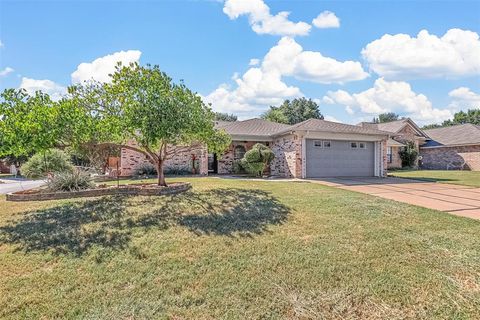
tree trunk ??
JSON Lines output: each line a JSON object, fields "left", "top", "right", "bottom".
{"left": 157, "top": 160, "right": 167, "bottom": 187}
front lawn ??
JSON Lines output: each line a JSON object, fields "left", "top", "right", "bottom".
{"left": 1, "top": 178, "right": 479, "bottom": 319}
{"left": 390, "top": 170, "right": 480, "bottom": 188}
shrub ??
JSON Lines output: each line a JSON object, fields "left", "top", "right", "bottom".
{"left": 164, "top": 165, "right": 191, "bottom": 176}
{"left": 21, "top": 149, "right": 74, "bottom": 179}
{"left": 240, "top": 143, "right": 275, "bottom": 177}
{"left": 133, "top": 162, "right": 157, "bottom": 176}
{"left": 399, "top": 141, "right": 418, "bottom": 167}
{"left": 233, "top": 160, "right": 245, "bottom": 174}
{"left": 47, "top": 170, "right": 95, "bottom": 192}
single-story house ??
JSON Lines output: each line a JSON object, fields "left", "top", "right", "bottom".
{"left": 358, "top": 118, "right": 480, "bottom": 171}
{"left": 120, "top": 118, "right": 391, "bottom": 178}
{"left": 421, "top": 124, "right": 480, "bottom": 170}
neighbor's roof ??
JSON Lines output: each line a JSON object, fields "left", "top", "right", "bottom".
{"left": 215, "top": 118, "right": 291, "bottom": 137}
{"left": 275, "top": 118, "right": 391, "bottom": 136}
{"left": 422, "top": 124, "right": 480, "bottom": 147}
{"left": 358, "top": 118, "right": 428, "bottom": 138}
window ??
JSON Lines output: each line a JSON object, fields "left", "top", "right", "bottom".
{"left": 314, "top": 140, "right": 323, "bottom": 147}
{"left": 387, "top": 147, "right": 393, "bottom": 163}
{"left": 359, "top": 142, "right": 366, "bottom": 149}
{"left": 234, "top": 145, "right": 246, "bottom": 160}
{"left": 323, "top": 141, "right": 331, "bottom": 148}
{"left": 350, "top": 142, "right": 358, "bottom": 149}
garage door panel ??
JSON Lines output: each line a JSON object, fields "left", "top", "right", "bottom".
{"left": 306, "top": 140, "right": 374, "bottom": 177}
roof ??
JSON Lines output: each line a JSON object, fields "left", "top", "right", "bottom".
{"left": 276, "top": 118, "right": 391, "bottom": 136}
{"left": 422, "top": 124, "right": 480, "bottom": 147}
{"left": 387, "top": 138, "right": 405, "bottom": 147}
{"left": 358, "top": 118, "right": 428, "bottom": 138}
{"left": 215, "top": 118, "right": 291, "bottom": 138}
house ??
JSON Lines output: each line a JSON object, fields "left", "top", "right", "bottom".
{"left": 357, "top": 118, "right": 429, "bottom": 169}
{"left": 358, "top": 119, "right": 480, "bottom": 171}
{"left": 421, "top": 124, "right": 480, "bottom": 170}
{"left": 120, "top": 118, "right": 391, "bottom": 178}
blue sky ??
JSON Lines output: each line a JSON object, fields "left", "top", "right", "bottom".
{"left": 1, "top": 0, "right": 479, "bottom": 125}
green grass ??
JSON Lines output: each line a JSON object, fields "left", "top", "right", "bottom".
{"left": 1, "top": 177, "right": 479, "bottom": 319}
{"left": 390, "top": 170, "right": 480, "bottom": 188}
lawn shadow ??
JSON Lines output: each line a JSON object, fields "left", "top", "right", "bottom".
{"left": 0, "top": 188, "right": 290, "bottom": 256}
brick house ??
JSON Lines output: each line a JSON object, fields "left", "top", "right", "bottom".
{"left": 120, "top": 118, "right": 390, "bottom": 178}
{"left": 358, "top": 119, "right": 480, "bottom": 171}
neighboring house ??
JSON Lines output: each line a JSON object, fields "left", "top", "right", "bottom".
{"left": 421, "top": 124, "right": 480, "bottom": 170}
{"left": 358, "top": 119, "right": 480, "bottom": 171}
{"left": 120, "top": 118, "right": 390, "bottom": 178}
{"left": 358, "top": 118, "right": 429, "bottom": 169}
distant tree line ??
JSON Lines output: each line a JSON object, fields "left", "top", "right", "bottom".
{"left": 422, "top": 109, "right": 480, "bottom": 129}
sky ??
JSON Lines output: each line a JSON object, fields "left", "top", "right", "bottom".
{"left": 0, "top": 0, "right": 479, "bottom": 125}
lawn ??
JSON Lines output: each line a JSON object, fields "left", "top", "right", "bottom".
{"left": 390, "top": 170, "right": 480, "bottom": 188}
{"left": 1, "top": 177, "right": 479, "bottom": 319}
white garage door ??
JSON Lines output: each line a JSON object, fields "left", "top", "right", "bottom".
{"left": 305, "top": 139, "right": 375, "bottom": 178}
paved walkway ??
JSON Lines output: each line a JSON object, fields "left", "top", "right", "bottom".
{"left": 0, "top": 178, "right": 46, "bottom": 195}
{"left": 310, "top": 177, "right": 480, "bottom": 220}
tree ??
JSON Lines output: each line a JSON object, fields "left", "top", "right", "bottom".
{"left": 70, "top": 63, "right": 231, "bottom": 186}
{"left": 378, "top": 112, "right": 400, "bottom": 123}
{"left": 261, "top": 98, "right": 324, "bottom": 124}
{"left": 399, "top": 141, "right": 418, "bottom": 168}
{"left": 215, "top": 112, "right": 237, "bottom": 122}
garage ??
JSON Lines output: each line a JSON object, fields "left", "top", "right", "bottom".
{"left": 305, "top": 139, "right": 375, "bottom": 178}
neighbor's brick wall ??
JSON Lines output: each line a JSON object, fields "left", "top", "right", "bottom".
{"left": 271, "top": 134, "right": 302, "bottom": 178}
{"left": 120, "top": 142, "right": 208, "bottom": 176}
{"left": 420, "top": 145, "right": 480, "bottom": 171}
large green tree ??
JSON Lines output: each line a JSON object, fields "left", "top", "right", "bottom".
{"left": 69, "top": 63, "right": 231, "bottom": 186}
{"left": 261, "top": 98, "right": 324, "bottom": 124}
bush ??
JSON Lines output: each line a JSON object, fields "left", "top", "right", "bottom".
{"left": 399, "top": 141, "right": 418, "bottom": 168}
{"left": 240, "top": 143, "right": 275, "bottom": 177}
{"left": 164, "top": 165, "right": 191, "bottom": 175}
{"left": 21, "top": 149, "right": 74, "bottom": 179}
{"left": 133, "top": 162, "right": 157, "bottom": 176}
{"left": 47, "top": 170, "right": 95, "bottom": 192}
{"left": 233, "top": 160, "right": 245, "bottom": 174}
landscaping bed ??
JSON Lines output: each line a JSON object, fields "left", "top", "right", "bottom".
{"left": 6, "top": 182, "right": 191, "bottom": 201}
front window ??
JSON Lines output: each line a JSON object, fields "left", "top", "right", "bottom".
{"left": 350, "top": 142, "right": 358, "bottom": 149}
{"left": 387, "top": 147, "right": 393, "bottom": 163}
{"left": 234, "top": 145, "right": 246, "bottom": 160}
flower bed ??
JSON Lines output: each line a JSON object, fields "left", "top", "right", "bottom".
{"left": 6, "top": 182, "right": 191, "bottom": 202}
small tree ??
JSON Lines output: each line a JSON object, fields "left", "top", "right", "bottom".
{"left": 378, "top": 112, "right": 400, "bottom": 123}
{"left": 215, "top": 112, "right": 237, "bottom": 122}
{"left": 262, "top": 98, "right": 324, "bottom": 125}
{"left": 240, "top": 143, "right": 275, "bottom": 177}
{"left": 399, "top": 141, "right": 418, "bottom": 168}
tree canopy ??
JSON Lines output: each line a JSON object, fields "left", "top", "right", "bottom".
{"left": 373, "top": 112, "right": 401, "bottom": 123}
{"left": 261, "top": 98, "right": 324, "bottom": 124}
{"left": 0, "top": 63, "right": 231, "bottom": 186}
{"left": 422, "top": 109, "right": 480, "bottom": 129}
{"left": 214, "top": 112, "right": 237, "bottom": 122}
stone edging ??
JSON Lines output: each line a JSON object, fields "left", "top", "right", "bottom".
{"left": 6, "top": 182, "right": 191, "bottom": 202}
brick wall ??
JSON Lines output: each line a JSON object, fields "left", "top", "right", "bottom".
{"left": 120, "top": 142, "right": 208, "bottom": 176}
{"left": 420, "top": 145, "right": 480, "bottom": 170}
{"left": 217, "top": 141, "right": 264, "bottom": 174}
{"left": 0, "top": 161, "right": 10, "bottom": 174}
{"left": 387, "top": 146, "right": 403, "bottom": 169}
{"left": 271, "top": 134, "right": 302, "bottom": 178}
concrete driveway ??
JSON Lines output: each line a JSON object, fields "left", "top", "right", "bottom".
{"left": 0, "top": 178, "right": 46, "bottom": 195}
{"left": 310, "top": 177, "right": 480, "bottom": 220}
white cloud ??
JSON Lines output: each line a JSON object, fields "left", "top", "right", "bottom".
{"left": 71, "top": 50, "right": 142, "bottom": 83}
{"left": 0, "top": 40, "right": 3, "bottom": 47}
{"left": 223, "top": 0, "right": 311, "bottom": 36}
{"left": 324, "top": 115, "right": 342, "bottom": 123}
{"left": 0, "top": 67, "right": 14, "bottom": 77}
{"left": 362, "top": 29, "right": 480, "bottom": 79}
{"left": 448, "top": 87, "right": 480, "bottom": 110}
{"left": 249, "top": 58, "right": 260, "bottom": 66}
{"left": 203, "top": 36, "right": 368, "bottom": 117}
{"left": 323, "top": 78, "right": 453, "bottom": 124}
{"left": 312, "top": 11, "right": 340, "bottom": 29}
{"left": 20, "top": 77, "right": 67, "bottom": 101}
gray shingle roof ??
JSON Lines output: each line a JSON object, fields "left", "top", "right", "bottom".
{"left": 215, "top": 118, "right": 291, "bottom": 137}
{"left": 423, "top": 124, "right": 480, "bottom": 147}
{"left": 276, "top": 118, "right": 391, "bottom": 136}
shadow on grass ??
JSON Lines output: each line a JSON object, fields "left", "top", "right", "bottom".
{"left": 0, "top": 189, "right": 290, "bottom": 256}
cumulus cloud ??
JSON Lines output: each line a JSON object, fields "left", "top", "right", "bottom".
{"left": 20, "top": 77, "right": 67, "bottom": 101}
{"left": 312, "top": 11, "right": 340, "bottom": 29}
{"left": 362, "top": 29, "right": 480, "bottom": 79}
{"left": 0, "top": 67, "right": 14, "bottom": 77}
{"left": 249, "top": 58, "right": 260, "bottom": 66}
{"left": 71, "top": 50, "right": 142, "bottom": 83}
{"left": 203, "top": 37, "right": 367, "bottom": 117}
{"left": 448, "top": 87, "right": 480, "bottom": 110}
{"left": 323, "top": 78, "right": 453, "bottom": 124}
{"left": 223, "top": 0, "right": 311, "bottom": 36}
